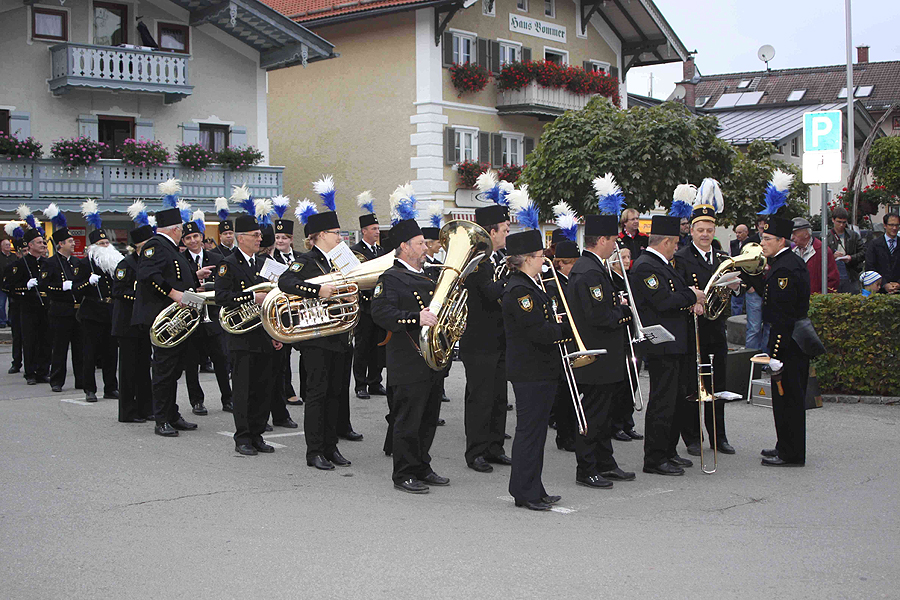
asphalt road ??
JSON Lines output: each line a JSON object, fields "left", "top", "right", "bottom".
{"left": 1, "top": 345, "right": 898, "bottom": 600}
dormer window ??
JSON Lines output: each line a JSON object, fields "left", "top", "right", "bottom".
{"left": 787, "top": 90, "right": 806, "bottom": 102}
{"left": 856, "top": 85, "right": 874, "bottom": 97}
{"left": 695, "top": 96, "right": 710, "bottom": 108}
{"left": 737, "top": 80, "right": 751, "bottom": 89}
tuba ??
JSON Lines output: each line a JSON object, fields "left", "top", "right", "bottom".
{"left": 218, "top": 282, "right": 278, "bottom": 334}
{"left": 150, "top": 290, "right": 217, "bottom": 348}
{"left": 420, "top": 220, "right": 493, "bottom": 371}
{"left": 260, "top": 252, "right": 396, "bottom": 344}
{"left": 702, "top": 242, "right": 766, "bottom": 320}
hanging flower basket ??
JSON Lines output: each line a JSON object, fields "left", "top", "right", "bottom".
{"left": 456, "top": 159, "right": 490, "bottom": 189}
{"left": 121, "top": 138, "right": 170, "bottom": 168}
{"left": 176, "top": 142, "right": 216, "bottom": 171}
{"left": 217, "top": 145, "right": 264, "bottom": 171}
{"left": 0, "top": 133, "right": 42, "bottom": 161}
{"left": 50, "top": 136, "right": 105, "bottom": 170}
{"left": 449, "top": 62, "right": 490, "bottom": 97}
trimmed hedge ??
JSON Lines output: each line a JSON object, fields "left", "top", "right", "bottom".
{"left": 809, "top": 294, "right": 900, "bottom": 395}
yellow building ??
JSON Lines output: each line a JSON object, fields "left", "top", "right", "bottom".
{"left": 264, "top": 0, "right": 689, "bottom": 231}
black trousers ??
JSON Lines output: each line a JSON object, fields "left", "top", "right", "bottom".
{"left": 81, "top": 319, "right": 118, "bottom": 395}
{"left": 553, "top": 373, "right": 577, "bottom": 444}
{"left": 773, "top": 342, "right": 809, "bottom": 464}
{"left": 49, "top": 314, "right": 82, "bottom": 388}
{"left": 352, "top": 311, "right": 384, "bottom": 390}
{"left": 681, "top": 343, "right": 728, "bottom": 446}
{"left": 150, "top": 340, "right": 188, "bottom": 426}
{"left": 282, "top": 344, "right": 296, "bottom": 399}
{"left": 336, "top": 349, "right": 354, "bottom": 435}
{"left": 269, "top": 345, "right": 290, "bottom": 423}
{"left": 391, "top": 373, "right": 443, "bottom": 483}
{"left": 462, "top": 351, "right": 508, "bottom": 464}
{"left": 574, "top": 383, "right": 619, "bottom": 477}
{"left": 509, "top": 380, "right": 556, "bottom": 504}
{"left": 231, "top": 349, "right": 274, "bottom": 446}
{"left": 643, "top": 354, "right": 695, "bottom": 468}
{"left": 117, "top": 335, "right": 152, "bottom": 421}
{"left": 9, "top": 302, "right": 22, "bottom": 369}
{"left": 302, "top": 346, "right": 346, "bottom": 459}
{"left": 184, "top": 331, "right": 231, "bottom": 407}
{"left": 610, "top": 358, "right": 638, "bottom": 432}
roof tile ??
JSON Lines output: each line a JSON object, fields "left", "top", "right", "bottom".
{"left": 260, "top": 0, "right": 431, "bottom": 22}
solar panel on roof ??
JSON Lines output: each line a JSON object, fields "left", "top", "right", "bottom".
{"left": 713, "top": 93, "right": 742, "bottom": 108}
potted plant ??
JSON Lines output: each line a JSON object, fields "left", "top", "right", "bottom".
{"left": 50, "top": 136, "right": 106, "bottom": 170}
{"left": 121, "top": 138, "right": 170, "bottom": 168}
{"left": 217, "top": 145, "right": 264, "bottom": 171}
{"left": 456, "top": 159, "right": 490, "bottom": 189}
{"left": 0, "top": 133, "right": 42, "bottom": 161}
{"left": 496, "top": 60, "right": 533, "bottom": 93}
{"left": 498, "top": 163, "right": 523, "bottom": 184}
{"left": 449, "top": 62, "right": 490, "bottom": 97}
{"left": 176, "top": 142, "right": 216, "bottom": 171}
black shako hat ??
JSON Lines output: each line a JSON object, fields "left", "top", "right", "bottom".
{"left": 691, "top": 206, "right": 717, "bottom": 224}
{"left": 650, "top": 215, "right": 681, "bottom": 237}
{"left": 421, "top": 227, "right": 440, "bottom": 241}
{"left": 23, "top": 228, "right": 43, "bottom": 244}
{"left": 475, "top": 205, "right": 509, "bottom": 229}
{"left": 182, "top": 221, "right": 202, "bottom": 237}
{"left": 391, "top": 219, "right": 422, "bottom": 245}
{"left": 763, "top": 216, "right": 794, "bottom": 239}
{"left": 304, "top": 212, "right": 339, "bottom": 238}
{"left": 219, "top": 220, "right": 234, "bottom": 233}
{"left": 274, "top": 219, "right": 294, "bottom": 235}
{"left": 130, "top": 225, "right": 153, "bottom": 244}
{"left": 554, "top": 240, "right": 580, "bottom": 258}
{"left": 584, "top": 215, "right": 618, "bottom": 237}
{"left": 260, "top": 225, "right": 275, "bottom": 248}
{"left": 551, "top": 228, "right": 567, "bottom": 245}
{"left": 52, "top": 228, "right": 72, "bottom": 244}
{"left": 234, "top": 214, "right": 260, "bottom": 233}
{"left": 88, "top": 229, "right": 108, "bottom": 244}
{"left": 156, "top": 208, "right": 182, "bottom": 228}
{"left": 506, "top": 229, "right": 544, "bottom": 256}
{"left": 359, "top": 213, "right": 378, "bottom": 229}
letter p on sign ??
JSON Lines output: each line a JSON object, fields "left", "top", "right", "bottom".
{"left": 803, "top": 110, "right": 842, "bottom": 153}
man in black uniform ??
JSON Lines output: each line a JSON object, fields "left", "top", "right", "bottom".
{"left": 371, "top": 218, "right": 449, "bottom": 494}
{"left": 461, "top": 205, "right": 512, "bottom": 473}
{"left": 674, "top": 204, "right": 735, "bottom": 456}
{"left": 9, "top": 228, "right": 51, "bottom": 384}
{"left": 743, "top": 216, "right": 812, "bottom": 467}
{"left": 267, "top": 216, "right": 299, "bottom": 427}
{"left": 350, "top": 211, "right": 387, "bottom": 400}
{"left": 216, "top": 218, "right": 236, "bottom": 256}
{"left": 567, "top": 216, "right": 637, "bottom": 488}
{"left": 113, "top": 223, "right": 154, "bottom": 423}
{"left": 272, "top": 218, "right": 304, "bottom": 407}
{"left": 133, "top": 207, "right": 199, "bottom": 437}
{"left": 1, "top": 237, "right": 26, "bottom": 374}
{"left": 548, "top": 239, "right": 579, "bottom": 451}
{"left": 631, "top": 216, "right": 706, "bottom": 476}
{"left": 41, "top": 226, "right": 84, "bottom": 392}
{"left": 216, "top": 214, "right": 281, "bottom": 455}
{"left": 78, "top": 228, "right": 120, "bottom": 402}
{"left": 421, "top": 223, "right": 450, "bottom": 418}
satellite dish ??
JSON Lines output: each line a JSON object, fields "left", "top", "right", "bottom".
{"left": 672, "top": 85, "right": 686, "bottom": 101}
{"left": 758, "top": 45, "right": 776, "bottom": 70}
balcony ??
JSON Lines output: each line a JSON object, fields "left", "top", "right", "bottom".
{"left": 496, "top": 82, "right": 596, "bottom": 118}
{"left": 0, "top": 160, "right": 282, "bottom": 213}
{"left": 49, "top": 43, "right": 194, "bottom": 104}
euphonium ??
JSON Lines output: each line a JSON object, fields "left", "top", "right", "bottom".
{"left": 218, "top": 282, "right": 278, "bottom": 334}
{"left": 702, "top": 242, "right": 766, "bottom": 320}
{"left": 260, "top": 252, "right": 396, "bottom": 344}
{"left": 150, "top": 290, "right": 217, "bottom": 348}
{"left": 420, "top": 220, "right": 493, "bottom": 371}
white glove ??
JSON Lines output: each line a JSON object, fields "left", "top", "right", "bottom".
{"left": 89, "top": 274, "right": 100, "bottom": 285}
{"left": 26, "top": 278, "right": 38, "bottom": 290}
{"left": 62, "top": 280, "right": 73, "bottom": 291}
{"left": 768, "top": 358, "right": 783, "bottom": 374}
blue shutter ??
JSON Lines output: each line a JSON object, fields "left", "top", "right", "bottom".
{"left": 181, "top": 122, "right": 200, "bottom": 144}
{"left": 10, "top": 112, "right": 31, "bottom": 139}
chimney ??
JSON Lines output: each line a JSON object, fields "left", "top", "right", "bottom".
{"left": 857, "top": 45, "right": 869, "bottom": 63}
{"left": 682, "top": 56, "right": 697, "bottom": 108}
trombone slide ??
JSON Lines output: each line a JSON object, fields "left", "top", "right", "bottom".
{"left": 693, "top": 313, "right": 717, "bottom": 474}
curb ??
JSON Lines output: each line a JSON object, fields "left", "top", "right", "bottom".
{"left": 823, "top": 395, "right": 899, "bottom": 405}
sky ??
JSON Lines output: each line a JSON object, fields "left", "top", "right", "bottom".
{"left": 629, "top": 0, "right": 900, "bottom": 100}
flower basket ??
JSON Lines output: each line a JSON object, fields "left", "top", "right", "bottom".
{"left": 176, "top": 142, "right": 216, "bottom": 171}
{"left": 496, "top": 61, "right": 620, "bottom": 103}
{"left": 498, "top": 163, "right": 523, "bottom": 184}
{"left": 217, "top": 145, "right": 264, "bottom": 171}
{"left": 121, "top": 138, "right": 170, "bottom": 168}
{"left": 835, "top": 184, "right": 898, "bottom": 221}
{"left": 497, "top": 61, "right": 533, "bottom": 92}
{"left": 50, "top": 137, "right": 105, "bottom": 170}
{"left": 456, "top": 160, "right": 490, "bottom": 189}
{"left": 449, "top": 62, "right": 490, "bottom": 96}
{"left": 0, "top": 133, "right": 42, "bottom": 161}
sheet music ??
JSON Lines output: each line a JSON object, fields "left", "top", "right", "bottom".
{"left": 326, "top": 241, "right": 361, "bottom": 275}
{"left": 715, "top": 391, "right": 743, "bottom": 401}
{"left": 260, "top": 257, "right": 288, "bottom": 282}
{"left": 180, "top": 290, "right": 206, "bottom": 310}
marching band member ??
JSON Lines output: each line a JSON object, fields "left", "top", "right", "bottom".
{"left": 269, "top": 197, "right": 301, "bottom": 425}
{"left": 1, "top": 230, "right": 26, "bottom": 375}
{"left": 608, "top": 244, "right": 643, "bottom": 442}
{"left": 421, "top": 210, "right": 450, "bottom": 421}
{"left": 215, "top": 197, "right": 235, "bottom": 257}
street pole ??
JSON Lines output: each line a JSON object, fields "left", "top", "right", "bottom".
{"left": 822, "top": 183, "right": 829, "bottom": 295}
{"left": 845, "top": 0, "right": 856, "bottom": 226}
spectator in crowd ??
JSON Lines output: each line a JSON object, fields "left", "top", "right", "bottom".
{"left": 747, "top": 216, "right": 767, "bottom": 244}
{"left": 826, "top": 208, "right": 866, "bottom": 293}
{"left": 864, "top": 213, "right": 900, "bottom": 294}
{"left": 731, "top": 224, "right": 750, "bottom": 256}
{"left": 617, "top": 208, "right": 648, "bottom": 261}
{"left": 859, "top": 271, "right": 882, "bottom": 298}
{"left": 744, "top": 218, "right": 768, "bottom": 348}
{"left": 792, "top": 218, "right": 839, "bottom": 294}
{"left": 0, "top": 239, "right": 13, "bottom": 327}
{"left": 677, "top": 218, "right": 691, "bottom": 249}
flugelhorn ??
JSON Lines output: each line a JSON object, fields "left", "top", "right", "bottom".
{"left": 219, "top": 282, "right": 278, "bottom": 334}
{"left": 150, "top": 290, "right": 217, "bottom": 348}
{"left": 702, "top": 242, "right": 765, "bottom": 320}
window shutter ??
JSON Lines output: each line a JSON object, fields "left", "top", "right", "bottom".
{"left": 522, "top": 47, "right": 531, "bottom": 62}
{"left": 524, "top": 137, "right": 535, "bottom": 163}
{"left": 490, "top": 41, "right": 501, "bottom": 73}
{"left": 9, "top": 112, "right": 31, "bottom": 140}
{"left": 477, "top": 38, "right": 488, "bottom": 70}
{"left": 77, "top": 115, "right": 99, "bottom": 141}
{"left": 231, "top": 126, "right": 247, "bottom": 147}
{"left": 583, "top": 61, "right": 592, "bottom": 71}
{"left": 445, "top": 127, "right": 456, "bottom": 165}
{"left": 610, "top": 66, "right": 619, "bottom": 80}
{"left": 135, "top": 119, "right": 154, "bottom": 140}
{"left": 478, "top": 131, "right": 490, "bottom": 163}
{"left": 491, "top": 133, "right": 502, "bottom": 168}
{"left": 442, "top": 32, "right": 453, "bottom": 67}
{"left": 181, "top": 122, "right": 200, "bottom": 144}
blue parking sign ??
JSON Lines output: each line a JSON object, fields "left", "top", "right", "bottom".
{"left": 803, "top": 111, "right": 842, "bottom": 153}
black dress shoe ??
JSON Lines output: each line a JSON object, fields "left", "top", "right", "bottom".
{"left": 171, "top": 417, "right": 198, "bottom": 431}
{"left": 35, "top": 376, "right": 49, "bottom": 384}
{"left": 235, "top": 444, "right": 258, "bottom": 456}
{"left": 252, "top": 441, "right": 275, "bottom": 454}
{"left": 612, "top": 430, "right": 632, "bottom": 442}
{"left": 642, "top": 462, "right": 684, "bottom": 476}
{"left": 556, "top": 438, "right": 575, "bottom": 452}
{"left": 338, "top": 429, "right": 364, "bottom": 442}
{"left": 8, "top": 367, "right": 20, "bottom": 374}
{"left": 600, "top": 467, "right": 636, "bottom": 481}
{"left": 200, "top": 363, "right": 214, "bottom": 373}
{"left": 420, "top": 472, "right": 450, "bottom": 486}
{"left": 26, "top": 378, "right": 37, "bottom": 385}
{"left": 85, "top": 392, "right": 98, "bottom": 403}
{"left": 686, "top": 443, "right": 701, "bottom": 457}
{"left": 541, "top": 495, "right": 561, "bottom": 505}
{"left": 355, "top": 388, "right": 370, "bottom": 399}
{"left": 468, "top": 456, "right": 493, "bottom": 473}
{"left": 436, "top": 418, "right": 446, "bottom": 426}
{"left": 441, "top": 393, "right": 450, "bottom": 403}
{"left": 576, "top": 474, "right": 613, "bottom": 488}
{"left": 515, "top": 499, "right": 551, "bottom": 511}
{"left": 192, "top": 403, "right": 208, "bottom": 416}
{"left": 265, "top": 423, "right": 273, "bottom": 432}
{"left": 307, "top": 454, "right": 335, "bottom": 470}
{"left": 273, "top": 418, "right": 298, "bottom": 428}
{"left": 669, "top": 454, "right": 693, "bottom": 468}
{"left": 103, "top": 390, "right": 119, "bottom": 399}
{"left": 761, "top": 448, "right": 778, "bottom": 458}
{"left": 625, "top": 429, "right": 644, "bottom": 440}
{"left": 155, "top": 423, "right": 178, "bottom": 437}
{"left": 485, "top": 453, "right": 512, "bottom": 466}
{"left": 394, "top": 478, "right": 429, "bottom": 494}
{"left": 327, "top": 450, "right": 351, "bottom": 466}
{"left": 286, "top": 396, "right": 304, "bottom": 406}
{"left": 222, "top": 402, "right": 234, "bottom": 413}
{"left": 717, "top": 440, "right": 736, "bottom": 454}
{"left": 762, "top": 456, "right": 804, "bottom": 467}
{"left": 51, "top": 385, "right": 62, "bottom": 393}
{"left": 119, "top": 417, "right": 147, "bottom": 423}
{"left": 368, "top": 384, "right": 387, "bottom": 396}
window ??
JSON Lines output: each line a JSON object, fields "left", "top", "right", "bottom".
{"left": 499, "top": 42, "right": 521, "bottom": 66}
{"left": 695, "top": 96, "right": 710, "bottom": 108}
{"left": 790, "top": 137, "right": 798, "bottom": 157}
{"left": 856, "top": 85, "right": 874, "bottom": 97}
{"left": 776, "top": 144, "right": 784, "bottom": 155}
{"left": 737, "top": 80, "right": 751, "bottom": 89}
{"left": 837, "top": 87, "right": 849, "bottom": 99}
{"left": 32, "top": 7, "right": 68, "bottom": 42}
{"left": 158, "top": 22, "right": 190, "bottom": 54}
{"left": 199, "top": 124, "right": 230, "bottom": 153}
{"left": 544, "top": 0, "right": 555, "bottom": 17}
{"left": 454, "top": 129, "right": 477, "bottom": 163}
{"left": 787, "top": 89, "right": 806, "bottom": 102}
{"left": 544, "top": 48, "right": 567, "bottom": 65}
{"left": 0, "top": 110, "right": 9, "bottom": 136}
{"left": 97, "top": 115, "right": 135, "bottom": 158}
{"left": 452, "top": 32, "right": 475, "bottom": 65}
{"left": 93, "top": 2, "right": 127, "bottom": 46}
{"left": 587, "top": 61, "right": 609, "bottom": 74}
{"left": 502, "top": 134, "right": 523, "bottom": 166}
{"left": 482, "top": 0, "right": 495, "bottom": 16}
{"left": 516, "top": 0, "right": 528, "bottom": 11}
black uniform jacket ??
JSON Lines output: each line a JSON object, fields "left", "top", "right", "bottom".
{"left": 630, "top": 249, "right": 696, "bottom": 356}
{"left": 184, "top": 248, "right": 224, "bottom": 335}
{"left": 7, "top": 254, "right": 48, "bottom": 311}
{"left": 502, "top": 270, "right": 569, "bottom": 383}
{"left": 371, "top": 261, "right": 436, "bottom": 386}
{"left": 741, "top": 248, "right": 811, "bottom": 362}
{"left": 112, "top": 253, "right": 142, "bottom": 338}
{"left": 41, "top": 253, "right": 85, "bottom": 318}
{"left": 673, "top": 243, "right": 729, "bottom": 349}
{"left": 132, "top": 234, "right": 198, "bottom": 327}
{"left": 424, "top": 254, "right": 442, "bottom": 283}
{"left": 77, "top": 257, "right": 115, "bottom": 323}
{"left": 216, "top": 243, "right": 234, "bottom": 257}
{"left": 215, "top": 249, "right": 275, "bottom": 353}
{"left": 460, "top": 252, "right": 507, "bottom": 355}
{"left": 351, "top": 241, "right": 387, "bottom": 313}
{"left": 278, "top": 246, "right": 350, "bottom": 352}
{"left": 567, "top": 251, "right": 631, "bottom": 385}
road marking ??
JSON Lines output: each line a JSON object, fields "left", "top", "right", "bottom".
{"left": 259, "top": 431, "right": 305, "bottom": 439}
{"left": 61, "top": 398, "right": 94, "bottom": 406}
{"left": 498, "top": 496, "right": 577, "bottom": 514}
{"left": 215, "top": 431, "right": 287, "bottom": 448}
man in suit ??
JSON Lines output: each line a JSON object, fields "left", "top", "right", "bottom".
{"left": 371, "top": 218, "right": 448, "bottom": 494}
{"left": 618, "top": 208, "right": 648, "bottom": 260}
{"left": 1, "top": 238, "right": 26, "bottom": 374}
{"left": 826, "top": 207, "right": 866, "bottom": 293}
{"left": 630, "top": 216, "right": 706, "bottom": 476}
{"left": 567, "top": 215, "right": 637, "bottom": 489}
{"left": 730, "top": 224, "right": 750, "bottom": 315}
{"left": 350, "top": 213, "right": 387, "bottom": 400}
{"left": 460, "top": 204, "right": 512, "bottom": 474}
{"left": 41, "top": 226, "right": 84, "bottom": 393}
{"left": 865, "top": 212, "right": 900, "bottom": 294}
{"left": 78, "top": 229, "right": 121, "bottom": 402}
{"left": 132, "top": 207, "right": 200, "bottom": 437}
{"left": 217, "top": 220, "right": 235, "bottom": 256}
{"left": 215, "top": 214, "right": 281, "bottom": 455}
{"left": 267, "top": 217, "right": 299, "bottom": 428}
{"left": 9, "top": 228, "right": 51, "bottom": 384}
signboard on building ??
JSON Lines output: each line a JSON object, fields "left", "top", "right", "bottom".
{"left": 69, "top": 227, "right": 86, "bottom": 258}
{"left": 509, "top": 14, "right": 566, "bottom": 43}
{"left": 802, "top": 110, "right": 843, "bottom": 184}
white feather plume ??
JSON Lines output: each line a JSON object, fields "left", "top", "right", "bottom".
{"left": 191, "top": 209, "right": 205, "bottom": 223}
{"left": 272, "top": 195, "right": 290, "bottom": 209}
{"left": 499, "top": 180, "right": 515, "bottom": 194}
{"left": 176, "top": 199, "right": 191, "bottom": 211}
{"left": 147, "top": 215, "right": 157, "bottom": 227}
{"left": 5, "top": 222, "right": 20, "bottom": 236}
{"left": 552, "top": 201, "right": 576, "bottom": 218}
{"left": 16, "top": 205, "right": 31, "bottom": 220}
{"left": 127, "top": 200, "right": 146, "bottom": 220}
{"left": 771, "top": 169, "right": 794, "bottom": 192}
{"left": 294, "top": 198, "right": 318, "bottom": 223}
{"left": 42, "top": 203, "right": 60, "bottom": 220}
{"left": 80, "top": 199, "right": 99, "bottom": 217}
{"left": 696, "top": 178, "right": 724, "bottom": 213}
{"left": 425, "top": 204, "right": 443, "bottom": 219}
{"left": 475, "top": 171, "right": 498, "bottom": 193}
{"left": 214, "top": 197, "right": 229, "bottom": 213}
{"left": 312, "top": 175, "right": 335, "bottom": 196}
{"left": 230, "top": 184, "right": 251, "bottom": 202}
{"left": 254, "top": 197, "right": 273, "bottom": 220}
{"left": 506, "top": 185, "right": 531, "bottom": 212}
{"left": 673, "top": 183, "right": 697, "bottom": 204}
{"left": 158, "top": 178, "right": 181, "bottom": 196}
{"left": 592, "top": 173, "right": 621, "bottom": 198}
{"left": 356, "top": 190, "right": 375, "bottom": 208}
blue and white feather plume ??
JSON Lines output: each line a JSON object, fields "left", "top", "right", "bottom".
{"left": 669, "top": 183, "right": 696, "bottom": 219}
{"left": 294, "top": 198, "right": 318, "bottom": 226}
{"left": 127, "top": 200, "right": 151, "bottom": 228}
{"left": 159, "top": 178, "right": 181, "bottom": 209}
{"left": 272, "top": 195, "right": 291, "bottom": 220}
{"left": 231, "top": 184, "right": 255, "bottom": 214}
{"left": 695, "top": 178, "right": 724, "bottom": 214}
{"left": 426, "top": 205, "right": 443, "bottom": 229}
{"left": 81, "top": 199, "right": 103, "bottom": 230}
{"left": 553, "top": 201, "right": 579, "bottom": 242}
{"left": 593, "top": 173, "right": 626, "bottom": 217}
{"left": 17, "top": 204, "right": 40, "bottom": 232}
{"left": 758, "top": 169, "right": 794, "bottom": 215}
{"left": 215, "top": 197, "right": 230, "bottom": 221}
{"left": 313, "top": 175, "right": 336, "bottom": 212}
{"left": 191, "top": 210, "right": 206, "bottom": 234}
{"left": 43, "top": 203, "right": 68, "bottom": 232}
{"left": 254, "top": 197, "right": 273, "bottom": 226}
{"left": 176, "top": 199, "right": 192, "bottom": 224}
{"left": 388, "top": 183, "right": 418, "bottom": 225}
{"left": 356, "top": 190, "right": 376, "bottom": 215}
{"left": 507, "top": 185, "right": 540, "bottom": 231}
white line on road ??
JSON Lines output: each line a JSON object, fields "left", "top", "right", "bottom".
{"left": 61, "top": 398, "right": 94, "bottom": 406}
{"left": 498, "top": 496, "right": 577, "bottom": 514}
{"left": 215, "top": 431, "right": 287, "bottom": 448}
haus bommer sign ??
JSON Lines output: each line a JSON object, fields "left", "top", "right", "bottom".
{"left": 509, "top": 14, "right": 567, "bottom": 43}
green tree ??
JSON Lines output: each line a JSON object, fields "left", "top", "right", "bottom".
{"left": 869, "top": 136, "right": 900, "bottom": 197}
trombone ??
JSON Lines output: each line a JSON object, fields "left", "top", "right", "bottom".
{"left": 693, "top": 311, "right": 717, "bottom": 474}
{"left": 606, "top": 248, "right": 644, "bottom": 412}
{"left": 537, "top": 258, "right": 606, "bottom": 436}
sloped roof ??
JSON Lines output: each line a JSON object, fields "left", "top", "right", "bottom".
{"left": 262, "top": 0, "right": 450, "bottom": 23}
